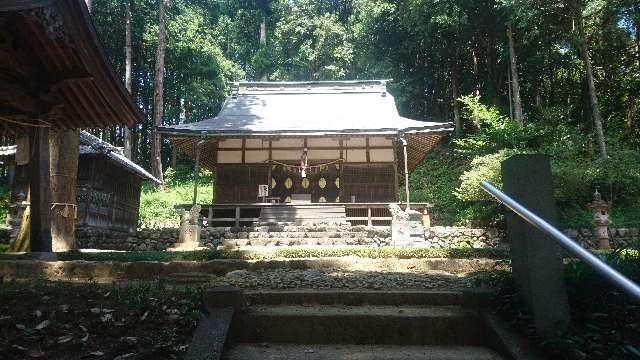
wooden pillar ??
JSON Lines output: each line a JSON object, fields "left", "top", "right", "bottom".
{"left": 49, "top": 129, "right": 80, "bottom": 251}
{"left": 29, "top": 128, "right": 52, "bottom": 252}
{"left": 193, "top": 140, "right": 204, "bottom": 206}
{"left": 400, "top": 136, "right": 410, "bottom": 210}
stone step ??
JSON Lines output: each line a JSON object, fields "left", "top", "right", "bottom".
{"left": 222, "top": 344, "right": 505, "bottom": 360}
{"left": 211, "top": 225, "right": 385, "bottom": 234}
{"left": 221, "top": 230, "right": 391, "bottom": 240}
{"left": 221, "top": 237, "right": 385, "bottom": 247}
{"left": 242, "top": 290, "right": 474, "bottom": 307}
{"left": 230, "top": 305, "right": 485, "bottom": 345}
{"left": 232, "top": 233, "right": 383, "bottom": 240}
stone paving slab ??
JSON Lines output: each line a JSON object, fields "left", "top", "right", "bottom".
{"left": 222, "top": 344, "right": 505, "bottom": 360}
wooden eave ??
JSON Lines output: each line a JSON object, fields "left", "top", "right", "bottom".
{"left": 0, "top": 0, "right": 142, "bottom": 133}
{"left": 168, "top": 129, "right": 450, "bottom": 172}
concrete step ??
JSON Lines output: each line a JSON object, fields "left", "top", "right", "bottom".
{"left": 222, "top": 343, "right": 505, "bottom": 360}
{"left": 230, "top": 305, "right": 484, "bottom": 345}
{"left": 242, "top": 290, "right": 474, "bottom": 307}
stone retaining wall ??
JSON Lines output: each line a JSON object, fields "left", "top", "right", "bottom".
{"left": 76, "top": 227, "right": 225, "bottom": 251}
{"left": 424, "top": 227, "right": 507, "bottom": 249}
{"left": 563, "top": 227, "right": 639, "bottom": 248}
{"left": 74, "top": 225, "right": 639, "bottom": 251}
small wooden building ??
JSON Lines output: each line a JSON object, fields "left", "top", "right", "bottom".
{"left": 161, "top": 80, "right": 452, "bottom": 226}
{"left": 1, "top": 132, "right": 160, "bottom": 241}
{"left": 76, "top": 131, "right": 161, "bottom": 234}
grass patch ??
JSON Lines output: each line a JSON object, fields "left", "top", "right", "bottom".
{"left": 0, "top": 244, "right": 8, "bottom": 253}
{"left": 478, "top": 248, "right": 640, "bottom": 360}
{"left": 0, "top": 246, "right": 510, "bottom": 262}
{"left": 0, "top": 281, "right": 202, "bottom": 359}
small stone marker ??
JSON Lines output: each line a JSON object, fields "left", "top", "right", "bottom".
{"left": 501, "top": 154, "right": 570, "bottom": 338}
{"left": 185, "top": 287, "right": 243, "bottom": 360}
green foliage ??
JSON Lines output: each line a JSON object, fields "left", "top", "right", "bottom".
{"left": 409, "top": 144, "right": 468, "bottom": 225}
{"left": 0, "top": 243, "right": 8, "bottom": 253}
{"left": 0, "top": 182, "right": 8, "bottom": 225}
{"left": 138, "top": 167, "right": 214, "bottom": 229}
{"left": 455, "top": 149, "right": 522, "bottom": 202}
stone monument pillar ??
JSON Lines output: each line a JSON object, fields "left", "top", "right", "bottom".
{"left": 501, "top": 154, "right": 570, "bottom": 338}
{"left": 588, "top": 188, "right": 611, "bottom": 249}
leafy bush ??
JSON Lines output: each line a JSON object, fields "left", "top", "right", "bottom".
{"left": 409, "top": 144, "right": 469, "bottom": 225}
{"left": 138, "top": 167, "right": 214, "bottom": 229}
{"left": 411, "top": 95, "right": 640, "bottom": 228}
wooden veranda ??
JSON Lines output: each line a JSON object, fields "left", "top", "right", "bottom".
{"left": 176, "top": 202, "right": 433, "bottom": 228}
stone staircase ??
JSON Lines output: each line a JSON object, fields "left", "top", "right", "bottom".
{"left": 219, "top": 224, "right": 392, "bottom": 248}
{"left": 221, "top": 290, "right": 508, "bottom": 359}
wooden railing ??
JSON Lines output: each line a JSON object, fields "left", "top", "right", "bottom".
{"left": 175, "top": 202, "right": 433, "bottom": 227}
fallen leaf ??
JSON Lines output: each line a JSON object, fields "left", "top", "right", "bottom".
{"left": 80, "top": 333, "right": 89, "bottom": 342}
{"left": 90, "top": 308, "right": 101, "bottom": 314}
{"left": 120, "top": 336, "right": 138, "bottom": 345}
{"left": 41, "top": 296, "right": 50, "bottom": 301}
{"left": 57, "top": 335, "right": 73, "bottom": 344}
{"left": 79, "top": 325, "right": 88, "bottom": 332}
{"left": 35, "top": 320, "right": 49, "bottom": 330}
{"left": 59, "top": 304, "right": 70, "bottom": 312}
{"left": 11, "top": 344, "right": 27, "bottom": 351}
{"left": 113, "top": 353, "right": 135, "bottom": 360}
{"left": 28, "top": 349, "right": 45, "bottom": 358}
{"left": 103, "top": 291, "right": 111, "bottom": 298}
{"left": 100, "top": 313, "right": 112, "bottom": 322}
{"left": 0, "top": 315, "right": 11, "bottom": 320}
{"left": 34, "top": 310, "right": 42, "bottom": 318}
{"left": 89, "top": 351, "right": 105, "bottom": 357}
{"left": 102, "top": 309, "right": 114, "bottom": 313}
{"left": 15, "top": 324, "right": 26, "bottom": 330}
{"left": 167, "top": 314, "right": 181, "bottom": 321}
{"left": 140, "top": 311, "right": 149, "bottom": 321}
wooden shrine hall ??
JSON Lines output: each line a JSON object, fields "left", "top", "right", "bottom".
{"left": 161, "top": 80, "right": 453, "bottom": 226}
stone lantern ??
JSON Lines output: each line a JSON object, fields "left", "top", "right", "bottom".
{"left": 588, "top": 188, "right": 611, "bottom": 249}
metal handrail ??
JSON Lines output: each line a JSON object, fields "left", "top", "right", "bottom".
{"left": 480, "top": 180, "right": 640, "bottom": 301}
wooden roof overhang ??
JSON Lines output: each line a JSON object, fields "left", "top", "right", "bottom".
{"left": 0, "top": 0, "right": 142, "bottom": 134}
{"left": 164, "top": 127, "right": 451, "bottom": 172}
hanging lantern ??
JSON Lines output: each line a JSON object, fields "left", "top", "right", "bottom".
{"left": 300, "top": 147, "right": 308, "bottom": 178}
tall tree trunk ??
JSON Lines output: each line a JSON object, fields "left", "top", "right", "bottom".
{"left": 259, "top": 0, "right": 268, "bottom": 81}
{"left": 151, "top": 0, "right": 168, "bottom": 185}
{"left": 85, "top": 0, "right": 92, "bottom": 12}
{"left": 123, "top": 0, "right": 133, "bottom": 159}
{"left": 49, "top": 129, "right": 79, "bottom": 251}
{"left": 578, "top": 23, "right": 607, "bottom": 159}
{"left": 507, "top": 23, "right": 524, "bottom": 124}
{"left": 451, "top": 59, "right": 462, "bottom": 136}
{"left": 635, "top": 19, "right": 640, "bottom": 68}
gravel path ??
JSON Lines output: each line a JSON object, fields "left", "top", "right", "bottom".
{"left": 202, "top": 268, "right": 480, "bottom": 290}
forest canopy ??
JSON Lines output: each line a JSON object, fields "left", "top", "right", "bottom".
{"left": 86, "top": 0, "right": 639, "bottom": 228}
